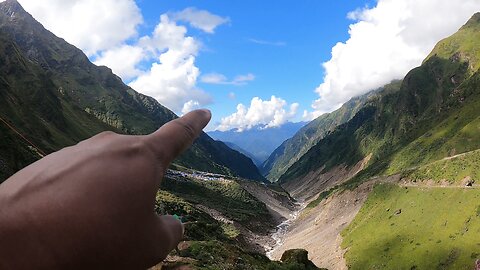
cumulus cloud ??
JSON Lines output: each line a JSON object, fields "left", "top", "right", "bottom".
{"left": 182, "top": 100, "right": 201, "bottom": 115}
{"left": 217, "top": 96, "right": 299, "bottom": 131}
{"left": 16, "top": 0, "right": 225, "bottom": 114}
{"left": 200, "top": 72, "right": 255, "bottom": 85}
{"left": 17, "top": 0, "right": 142, "bottom": 56}
{"left": 307, "top": 0, "right": 480, "bottom": 119}
{"left": 128, "top": 15, "right": 211, "bottom": 113}
{"left": 94, "top": 45, "right": 145, "bottom": 81}
{"left": 172, "top": 7, "right": 230, "bottom": 34}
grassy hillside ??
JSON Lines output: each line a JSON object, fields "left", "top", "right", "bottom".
{"left": 278, "top": 13, "right": 480, "bottom": 187}
{"left": 402, "top": 149, "right": 480, "bottom": 184}
{"left": 161, "top": 176, "right": 272, "bottom": 231}
{"left": 0, "top": 0, "right": 264, "bottom": 183}
{"left": 426, "top": 13, "right": 480, "bottom": 72}
{"left": 342, "top": 183, "right": 480, "bottom": 269}
{"left": 262, "top": 86, "right": 396, "bottom": 181}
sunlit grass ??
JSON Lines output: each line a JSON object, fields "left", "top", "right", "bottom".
{"left": 342, "top": 183, "right": 480, "bottom": 269}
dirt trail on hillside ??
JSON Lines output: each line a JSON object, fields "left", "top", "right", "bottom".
{"left": 271, "top": 175, "right": 400, "bottom": 269}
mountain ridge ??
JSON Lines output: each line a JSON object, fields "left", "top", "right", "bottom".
{"left": 261, "top": 84, "right": 400, "bottom": 181}
{"left": 276, "top": 12, "right": 480, "bottom": 194}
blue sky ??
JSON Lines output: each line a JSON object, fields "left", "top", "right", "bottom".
{"left": 14, "top": 0, "right": 480, "bottom": 131}
{"left": 135, "top": 0, "right": 375, "bottom": 128}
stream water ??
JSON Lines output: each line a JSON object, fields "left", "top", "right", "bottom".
{"left": 265, "top": 201, "right": 306, "bottom": 259}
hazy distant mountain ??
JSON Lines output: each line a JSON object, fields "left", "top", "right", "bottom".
{"left": 208, "top": 122, "right": 306, "bottom": 166}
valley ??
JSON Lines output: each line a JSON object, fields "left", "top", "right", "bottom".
{"left": 2, "top": 0, "right": 480, "bottom": 269}
{"left": 153, "top": 168, "right": 321, "bottom": 269}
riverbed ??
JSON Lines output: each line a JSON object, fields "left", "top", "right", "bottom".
{"left": 265, "top": 201, "right": 306, "bottom": 259}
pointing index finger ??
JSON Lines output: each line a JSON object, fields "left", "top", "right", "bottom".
{"left": 145, "top": 109, "right": 211, "bottom": 166}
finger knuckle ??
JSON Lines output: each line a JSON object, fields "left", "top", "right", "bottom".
{"left": 129, "top": 139, "right": 151, "bottom": 156}
{"left": 97, "top": 131, "right": 117, "bottom": 138}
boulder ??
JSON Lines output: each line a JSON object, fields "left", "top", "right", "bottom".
{"left": 280, "top": 249, "right": 324, "bottom": 269}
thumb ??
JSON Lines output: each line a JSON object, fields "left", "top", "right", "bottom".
{"left": 150, "top": 215, "right": 184, "bottom": 262}
{"left": 144, "top": 109, "right": 211, "bottom": 166}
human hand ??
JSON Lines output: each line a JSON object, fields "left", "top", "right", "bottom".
{"left": 0, "top": 109, "right": 211, "bottom": 269}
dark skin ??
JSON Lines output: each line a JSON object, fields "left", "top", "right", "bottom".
{"left": 0, "top": 109, "right": 212, "bottom": 270}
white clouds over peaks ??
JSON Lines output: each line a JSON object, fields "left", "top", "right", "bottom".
{"left": 94, "top": 45, "right": 144, "bottom": 81}
{"left": 18, "top": 0, "right": 142, "bottom": 56}
{"left": 308, "top": 0, "right": 480, "bottom": 119}
{"left": 128, "top": 15, "right": 211, "bottom": 113}
{"left": 15, "top": 1, "right": 227, "bottom": 115}
{"left": 217, "top": 96, "right": 299, "bottom": 132}
{"left": 172, "top": 7, "right": 230, "bottom": 34}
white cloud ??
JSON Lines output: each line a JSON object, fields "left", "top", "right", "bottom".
{"left": 200, "top": 73, "right": 228, "bottom": 84}
{"left": 248, "top": 38, "right": 286, "bottom": 46}
{"left": 17, "top": 0, "right": 143, "bottom": 56}
{"left": 308, "top": 0, "right": 480, "bottom": 118}
{"left": 233, "top": 73, "right": 255, "bottom": 84}
{"left": 128, "top": 15, "right": 212, "bottom": 113}
{"left": 217, "top": 96, "right": 299, "bottom": 132}
{"left": 94, "top": 45, "right": 145, "bottom": 81}
{"left": 182, "top": 100, "right": 201, "bottom": 115}
{"left": 200, "top": 72, "right": 255, "bottom": 85}
{"left": 172, "top": 7, "right": 229, "bottom": 34}
{"left": 10, "top": 1, "right": 225, "bottom": 115}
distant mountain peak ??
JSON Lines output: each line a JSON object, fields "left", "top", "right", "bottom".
{"left": 0, "top": 0, "right": 41, "bottom": 30}
{"left": 425, "top": 12, "right": 480, "bottom": 72}
{"left": 0, "top": 0, "right": 26, "bottom": 18}
{"left": 218, "top": 121, "right": 306, "bottom": 133}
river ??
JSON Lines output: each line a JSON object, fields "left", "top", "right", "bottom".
{"left": 265, "top": 201, "right": 306, "bottom": 259}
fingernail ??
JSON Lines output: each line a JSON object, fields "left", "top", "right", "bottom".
{"left": 199, "top": 109, "right": 212, "bottom": 118}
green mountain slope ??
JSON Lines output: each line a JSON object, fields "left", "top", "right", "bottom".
{"left": 0, "top": 0, "right": 264, "bottom": 182}
{"left": 342, "top": 183, "right": 480, "bottom": 270}
{"left": 279, "top": 13, "right": 480, "bottom": 187}
{"left": 262, "top": 83, "right": 400, "bottom": 182}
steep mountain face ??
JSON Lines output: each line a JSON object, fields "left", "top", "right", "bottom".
{"left": 0, "top": 0, "right": 264, "bottom": 182}
{"left": 261, "top": 86, "right": 400, "bottom": 181}
{"left": 278, "top": 13, "right": 480, "bottom": 195}
{"left": 208, "top": 122, "right": 306, "bottom": 166}
{"left": 269, "top": 15, "right": 480, "bottom": 269}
